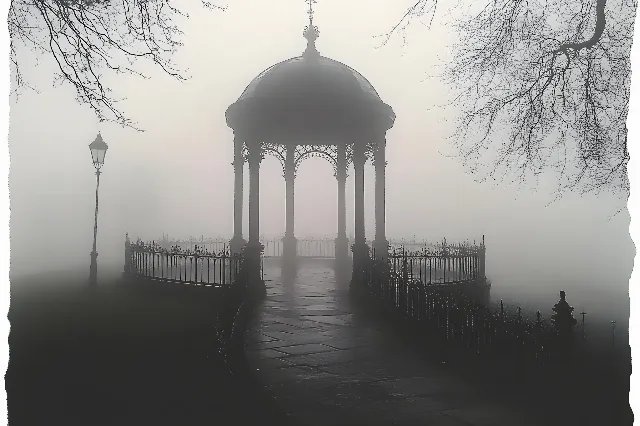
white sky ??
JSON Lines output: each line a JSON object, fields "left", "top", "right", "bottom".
{"left": 7, "top": 0, "right": 634, "bottom": 321}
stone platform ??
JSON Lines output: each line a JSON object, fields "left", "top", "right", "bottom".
{"left": 245, "top": 264, "right": 553, "bottom": 426}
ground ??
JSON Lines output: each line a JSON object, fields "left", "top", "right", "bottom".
{"left": 246, "top": 260, "right": 631, "bottom": 426}
{"left": 7, "top": 265, "right": 631, "bottom": 425}
{"left": 7, "top": 272, "right": 287, "bottom": 426}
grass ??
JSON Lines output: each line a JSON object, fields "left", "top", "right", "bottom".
{"left": 7, "top": 273, "right": 289, "bottom": 426}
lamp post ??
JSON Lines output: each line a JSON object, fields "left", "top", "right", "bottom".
{"left": 89, "top": 133, "right": 108, "bottom": 286}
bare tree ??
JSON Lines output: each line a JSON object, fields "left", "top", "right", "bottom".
{"left": 9, "top": 0, "right": 224, "bottom": 128}
{"left": 386, "top": 0, "right": 636, "bottom": 196}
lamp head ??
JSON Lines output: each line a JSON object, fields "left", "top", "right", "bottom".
{"left": 89, "top": 133, "right": 108, "bottom": 169}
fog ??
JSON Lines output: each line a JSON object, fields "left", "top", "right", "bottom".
{"left": 9, "top": 0, "right": 633, "bottom": 327}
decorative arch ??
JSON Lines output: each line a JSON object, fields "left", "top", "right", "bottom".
{"left": 365, "top": 141, "right": 378, "bottom": 165}
{"left": 294, "top": 144, "right": 338, "bottom": 177}
{"left": 345, "top": 143, "right": 354, "bottom": 174}
{"left": 261, "top": 142, "right": 287, "bottom": 178}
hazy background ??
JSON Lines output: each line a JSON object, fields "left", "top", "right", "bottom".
{"left": 9, "top": 0, "right": 633, "bottom": 326}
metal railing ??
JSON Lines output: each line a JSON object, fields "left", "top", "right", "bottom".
{"left": 155, "top": 235, "right": 488, "bottom": 260}
{"left": 385, "top": 241, "right": 485, "bottom": 286}
{"left": 358, "top": 249, "right": 602, "bottom": 368}
{"left": 124, "top": 239, "right": 243, "bottom": 286}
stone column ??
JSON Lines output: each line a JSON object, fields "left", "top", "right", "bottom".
{"left": 335, "top": 143, "right": 348, "bottom": 262}
{"left": 247, "top": 143, "right": 262, "bottom": 246}
{"left": 283, "top": 144, "right": 297, "bottom": 261}
{"left": 351, "top": 142, "right": 368, "bottom": 287}
{"left": 373, "top": 138, "right": 388, "bottom": 260}
{"left": 353, "top": 142, "right": 366, "bottom": 247}
{"left": 230, "top": 136, "right": 246, "bottom": 254}
{"left": 244, "top": 142, "right": 265, "bottom": 292}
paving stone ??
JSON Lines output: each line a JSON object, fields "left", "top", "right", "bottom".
{"left": 249, "top": 348, "right": 290, "bottom": 359}
{"left": 249, "top": 264, "right": 549, "bottom": 426}
{"left": 274, "top": 343, "right": 338, "bottom": 356}
{"left": 281, "top": 350, "right": 357, "bottom": 367}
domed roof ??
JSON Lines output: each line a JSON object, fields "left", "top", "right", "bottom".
{"left": 225, "top": 22, "right": 395, "bottom": 143}
{"left": 237, "top": 55, "right": 384, "bottom": 105}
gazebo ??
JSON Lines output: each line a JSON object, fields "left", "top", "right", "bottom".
{"left": 226, "top": 4, "right": 395, "bottom": 283}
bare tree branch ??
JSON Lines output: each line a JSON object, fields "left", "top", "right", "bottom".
{"left": 388, "top": 0, "right": 635, "bottom": 196}
{"left": 376, "top": 0, "right": 440, "bottom": 47}
{"left": 9, "top": 0, "right": 226, "bottom": 128}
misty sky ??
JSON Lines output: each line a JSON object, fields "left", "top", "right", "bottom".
{"left": 8, "top": 0, "right": 633, "bottom": 321}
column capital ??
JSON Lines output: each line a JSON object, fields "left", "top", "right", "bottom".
{"left": 247, "top": 142, "right": 263, "bottom": 167}
{"left": 352, "top": 142, "right": 367, "bottom": 166}
{"left": 284, "top": 144, "right": 296, "bottom": 181}
{"left": 334, "top": 143, "right": 347, "bottom": 180}
{"left": 374, "top": 140, "right": 387, "bottom": 168}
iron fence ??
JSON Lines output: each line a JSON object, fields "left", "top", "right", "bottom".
{"left": 385, "top": 241, "right": 485, "bottom": 285}
{"left": 360, "top": 252, "right": 575, "bottom": 366}
{"left": 153, "top": 235, "right": 486, "bottom": 260}
{"left": 124, "top": 238, "right": 243, "bottom": 286}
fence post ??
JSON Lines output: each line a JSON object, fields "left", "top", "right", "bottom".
{"left": 194, "top": 252, "right": 199, "bottom": 284}
{"left": 152, "top": 241, "right": 156, "bottom": 278}
{"left": 478, "top": 235, "right": 486, "bottom": 282}
{"left": 124, "top": 233, "right": 132, "bottom": 274}
{"left": 580, "top": 311, "right": 587, "bottom": 341}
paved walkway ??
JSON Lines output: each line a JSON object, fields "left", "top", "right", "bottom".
{"left": 245, "top": 263, "right": 548, "bottom": 426}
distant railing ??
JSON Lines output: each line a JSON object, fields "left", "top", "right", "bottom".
{"left": 263, "top": 238, "right": 339, "bottom": 258}
{"left": 124, "top": 238, "right": 243, "bottom": 286}
{"left": 359, "top": 246, "right": 581, "bottom": 367}
{"left": 384, "top": 239, "right": 486, "bottom": 286}
{"left": 155, "top": 235, "right": 484, "bottom": 260}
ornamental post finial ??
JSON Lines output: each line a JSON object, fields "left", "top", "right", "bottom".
{"left": 303, "top": 0, "right": 320, "bottom": 57}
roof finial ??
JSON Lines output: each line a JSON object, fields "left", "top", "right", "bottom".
{"left": 303, "top": 0, "right": 320, "bottom": 57}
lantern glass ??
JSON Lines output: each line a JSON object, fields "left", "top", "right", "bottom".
{"left": 89, "top": 133, "right": 108, "bottom": 169}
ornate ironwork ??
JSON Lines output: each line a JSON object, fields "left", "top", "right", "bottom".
{"left": 363, "top": 261, "right": 553, "bottom": 354}
{"left": 239, "top": 142, "right": 363, "bottom": 178}
{"left": 125, "top": 238, "right": 243, "bottom": 286}
{"left": 340, "top": 143, "right": 354, "bottom": 177}
{"left": 241, "top": 142, "right": 250, "bottom": 163}
{"left": 388, "top": 240, "right": 484, "bottom": 258}
{"left": 262, "top": 142, "right": 288, "bottom": 177}
{"left": 303, "top": 0, "right": 320, "bottom": 57}
{"left": 294, "top": 144, "right": 338, "bottom": 176}
{"left": 130, "top": 239, "right": 234, "bottom": 258}
{"left": 345, "top": 143, "right": 354, "bottom": 167}
{"left": 365, "top": 141, "right": 378, "bottom": 165}
{"left": 244, "top": 142, "right": 264, "bottom": 166}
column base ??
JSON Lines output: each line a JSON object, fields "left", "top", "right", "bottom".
{"left": 281, "top": 258, "right": 298, "bottom": 283}
{"left": 372, "top": 238, "right": 389, "bottom": 261}
{"left": 242, "top": 242, "right": 266, "bottom": 296}
{"left": 229, "top": 236, "right": 247, "bottom": 255}
{"left": 350, "top": 242, "right": 370, "bottom": 290}
{"left": 334, "top": 236, "right": 350, "bottom": 262}
{"left": 282, "top": 234, "right": 297, "bottom": 261}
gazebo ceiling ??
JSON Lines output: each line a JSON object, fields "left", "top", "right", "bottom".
{"left": 225, "top": 17, "right": 395, "bottom": 144}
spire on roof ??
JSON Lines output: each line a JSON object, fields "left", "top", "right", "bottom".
{"left": 303, "top": 0, "right": 320, "bottom": 57}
